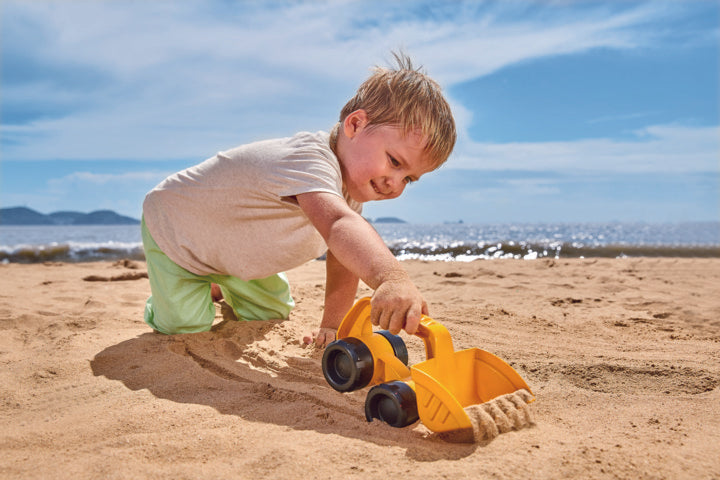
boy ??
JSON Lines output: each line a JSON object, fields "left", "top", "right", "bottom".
{"left": 141, "top": 53, "right": 456, "bottom": 347}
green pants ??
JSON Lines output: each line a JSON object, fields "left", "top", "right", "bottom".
{"left": 141, "top": 218, "right": 294, "bottom": 334}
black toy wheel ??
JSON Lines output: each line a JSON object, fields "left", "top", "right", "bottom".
{"left": 376, "top": 330, "right": 409, "bottom": 365}
{"left": 365, "top": 381, "right": 418, "bottom": 428}
{"left": 322, "top": 338, "right": 373, "bottom": 392}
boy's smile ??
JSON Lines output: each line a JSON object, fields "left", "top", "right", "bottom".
{"left": 336, "top": 110, "right": 434, "bottom": 203}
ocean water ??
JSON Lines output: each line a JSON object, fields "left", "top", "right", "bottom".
{"left": 0, "top": 225, "right": 144, "bottom": 263}
{"left": 0, "top": 222, "right": 718, "bottom": 263}
{"left": 373, "top": 222, "right": 720, "bottom": 260}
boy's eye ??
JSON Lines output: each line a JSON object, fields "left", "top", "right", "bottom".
{"left": 389, "top": 155, "right": 400, "bottom": 167}
{"left": 404, "top": 176, "right": 414, "bottom": 185}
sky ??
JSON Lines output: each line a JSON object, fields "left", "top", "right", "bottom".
{"left": 1, "top": 0, "right": 718, "bottom": 224}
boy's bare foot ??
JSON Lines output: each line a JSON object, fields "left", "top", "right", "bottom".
{"left": 211, "top": 283, "right": 223, "bottom": 302}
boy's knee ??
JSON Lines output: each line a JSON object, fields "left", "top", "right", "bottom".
{"left": 144, "top": 296, "right": 215, "bottom": 334}
{"left": 218, "top": 273, "right": 294, "bottom": 321}
{"left": 225, "top": 297, "right": 293, "bottom": 322}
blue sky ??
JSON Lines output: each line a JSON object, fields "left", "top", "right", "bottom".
{"left": 1, "top": 0, "right": 718, "bottom": 223}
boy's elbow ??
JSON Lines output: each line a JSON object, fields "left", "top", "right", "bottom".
{"left": 296, "top": 191, "right": 356, "bottom": 240}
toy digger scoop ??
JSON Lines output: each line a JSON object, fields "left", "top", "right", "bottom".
{"left": 322, "top": 297, "right": 535, "bottom": 436}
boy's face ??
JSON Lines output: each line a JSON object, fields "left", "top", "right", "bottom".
{"left": 338, "top": 110, "right": 434, "bottom": 203}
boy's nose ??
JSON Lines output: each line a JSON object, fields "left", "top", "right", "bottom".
{"left": 381, "top": 175, "right": 404, "bottom": 197}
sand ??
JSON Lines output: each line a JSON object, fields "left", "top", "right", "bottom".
{"left": 1, "top": 258, "right": 719, "bottom": 479}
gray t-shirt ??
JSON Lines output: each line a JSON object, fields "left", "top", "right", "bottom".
{"left": 143, "top": 131, "right": 361, "bottom": 280}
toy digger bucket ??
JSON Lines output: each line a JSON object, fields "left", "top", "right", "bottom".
{"left": 409, "top": 317, "right": 534, "bottom": 433}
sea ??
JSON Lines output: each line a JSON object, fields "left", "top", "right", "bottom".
{"left": 1, "top": 222, "right": 718, "bottom": 263}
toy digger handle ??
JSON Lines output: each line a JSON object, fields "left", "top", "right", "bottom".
{"left": 337, "top": 297, "right": 456, "bottom": 364}
{"left": 415, "top": 317, "right": 455, "bottom": 364}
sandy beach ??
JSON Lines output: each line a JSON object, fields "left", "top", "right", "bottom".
{"left": 1, "top": 258, "right": 718, "bottom": 479}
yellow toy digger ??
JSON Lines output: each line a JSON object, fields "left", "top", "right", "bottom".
{"left": 322, "top": 297, "right": 534, "bottom": 435}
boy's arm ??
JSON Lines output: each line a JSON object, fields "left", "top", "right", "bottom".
{"left": 296, "top": 191, "right": 427, "bottom": 336}
{"left": 306, "top": 249, "right": 359, "bottom": 347}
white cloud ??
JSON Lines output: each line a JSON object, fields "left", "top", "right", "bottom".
{"left": 451, "top": 124, "right": 719, "bottom": 173}
{"left": 4, "top": 0, "right": 708, "bottom": 165}
{"left": 47, "top": 171, "right": 173, "bottom": 188}
{"left": 39, "top": 170, "right": 176, "bottom": 217}
{"left": 11, "top": 0, "right": 677, "bottom": 84}
{"left": 459, "top": 177, "right": 562, "bottom": 205}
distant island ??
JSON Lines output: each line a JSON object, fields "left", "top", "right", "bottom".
{"left": 0, "top": 207, "right": 406, "bottom": 226}
{"left": 0, "top": 207, "right": 140, "bottom": 226}
{"left": 370, "top": 217, "right": 407, "bottom": 224}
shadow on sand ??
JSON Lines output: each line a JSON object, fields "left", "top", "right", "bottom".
{"left": 91, "top": 317, "right": 481, "bottom": 461}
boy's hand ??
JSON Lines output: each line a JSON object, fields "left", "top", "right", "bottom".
{"left": 295, "top": 192, "right": 429, "bottom": 337}
{"left": 371, "top": 274, "right": 428, "bottom": 335}
{"left": 302, "top": 327, "right": 337, "bottom": 348}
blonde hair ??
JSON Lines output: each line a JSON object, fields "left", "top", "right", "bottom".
{"left": 336, "top": 52, "right": 456, "bottom": 169}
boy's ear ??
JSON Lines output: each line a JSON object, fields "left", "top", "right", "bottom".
{"left": 343, "top": 109, "right": 368, "bottom": 139}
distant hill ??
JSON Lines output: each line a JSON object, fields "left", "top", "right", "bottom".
{"left": 0, "top": 207, "right": 140, "bottom": 225}
{"left": 372, "top": 217, "right": 407, "bottom": 224}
